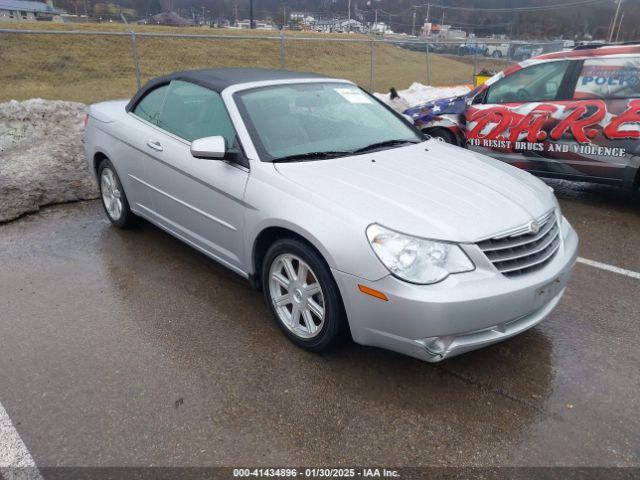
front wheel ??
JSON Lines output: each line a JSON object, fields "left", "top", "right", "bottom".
{"left": 262, "top": 238, "right": 348, "bottom": 352}
{"left": 427, "top": 128, "right": 457, "bottom": 145}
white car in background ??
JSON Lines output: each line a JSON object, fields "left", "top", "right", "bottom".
{"left": 485, "top": 43, "right": 510, "bottom": 58}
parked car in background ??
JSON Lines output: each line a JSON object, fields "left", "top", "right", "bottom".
{"left": 397, "top": 40, "right": 425, "bottom": 52}
{"left": 458, "top": 42, "right": 488, "bottom": 56}
{"left": 404, "top": 44, "right": 640, "bottom": 189}
{"left": 84, "top": 68, "right": 578, "bottom": 362}
{"left": 485, "top": 43, "right": 510, "bottom": 58}
{"left": 512, "top": 44, "right": 544, "bottom": 60}
{"left": 397, "top": 41, "right": 452, "bottom": 54}
{"left": 426, "top": 42, "right": 449, "bottom": 54}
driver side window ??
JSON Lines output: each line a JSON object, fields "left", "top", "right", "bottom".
{"left": 158, "top": 80, "right": 236, "bottom": 146}
{"left": 485, "top": 60, "right": 570, "bottom": 104}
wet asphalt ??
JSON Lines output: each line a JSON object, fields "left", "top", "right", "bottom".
{"left": 0, "top": 179, "right": 639, "bottom": 468}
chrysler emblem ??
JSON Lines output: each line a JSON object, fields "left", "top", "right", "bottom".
{"left": 529, "top": 221, "right": 540, "bottom": 234}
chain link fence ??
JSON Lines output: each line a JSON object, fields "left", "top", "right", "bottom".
{"left": 0, "top": 27, "right": 567, "bottom": 104}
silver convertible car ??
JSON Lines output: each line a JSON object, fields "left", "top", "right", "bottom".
{"left": 84, "top": 68, "right": 579, "bottom": 362}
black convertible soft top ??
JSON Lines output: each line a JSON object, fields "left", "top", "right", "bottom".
{"left": 125, "top": 68, "right": 331, "bottom": 112}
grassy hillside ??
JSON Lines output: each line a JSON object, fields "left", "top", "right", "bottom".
{"left": 0, "top": 22, "right": 477, "bottom": 103}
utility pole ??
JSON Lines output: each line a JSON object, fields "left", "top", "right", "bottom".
{"left": 608, "top": 0, "right": 623, "bottom": 42}
{"left": 201, "top": 6, "right": 204, "bottom": 25}
{"left": 411, "top": 7, "right": 416, "bottom": 37}
{"left": 249, "top": 0, "right": 254, "bottom": 29}
{"left": 348, "top": 0, "right": 351, "bottom": 23}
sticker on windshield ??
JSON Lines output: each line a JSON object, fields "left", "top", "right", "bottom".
{"left": 335, "top": 88, "right": 373, "bottom": 104}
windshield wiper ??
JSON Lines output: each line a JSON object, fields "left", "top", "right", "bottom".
{"left": 352, "top": 139, "right": 421, "bottom": 154}
{"left": 272, "top": 151, "right": 352, "bottom": 163}
{"left": 272, "top": 140, "right": 421, "bottom": 163}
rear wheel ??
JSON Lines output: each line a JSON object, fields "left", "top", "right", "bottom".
{"left": 262, "top": 238, "right": 348, "bottom": 352}
{"left": 98, "top": 159, "right": 136, "bottom": 229}
{"left": 428, "top": 128, "right": 457, "bottom": 145}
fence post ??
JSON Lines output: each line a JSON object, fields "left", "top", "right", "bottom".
{"left": 279, "top": 29, "right": 286, "bottom": 69}
{"left": 129, "top": 30, "right": 141, "bottom": 90}
{"left": 369, "top": 38, "right": 375, "bottom": 91}
{"left": 473, "top": 41, "right": 478, "bottom": 84}
{"left": 425, "top": 42, "right": 431, "bottom": 86}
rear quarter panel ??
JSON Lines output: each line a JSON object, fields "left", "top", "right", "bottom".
{"left": 85, "top": 100, "right": 151, "bottom": 211}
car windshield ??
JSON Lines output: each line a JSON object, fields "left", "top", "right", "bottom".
{"left": 235, "top": 82, "right": 423, "bottom": 161}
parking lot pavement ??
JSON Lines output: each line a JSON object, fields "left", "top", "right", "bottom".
{"left": 548, "top": 179, "right": 640, "bottom": 273}
{"left": 0, "top": 182, "right": 639, "bottom": 469}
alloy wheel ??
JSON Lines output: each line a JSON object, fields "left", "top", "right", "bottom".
{"left": 268, "top": 253, "right": 325, "bottom": 339}
{"left": 100, "top": 167, "right": 123, "bottom": 221}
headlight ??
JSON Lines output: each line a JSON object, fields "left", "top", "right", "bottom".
{"left": 366, "top": 224, "right": 474, "bottom": 285}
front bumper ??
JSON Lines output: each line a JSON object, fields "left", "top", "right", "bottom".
{"left": 333, "top": 217, "right": 578, "bottom": 362}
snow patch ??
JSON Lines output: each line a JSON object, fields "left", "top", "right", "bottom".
{"left": 0, "top": 99, "right": 98, "bottom": 223}
{"left": 374, "top": 82, "right": 472, "bottom": 112}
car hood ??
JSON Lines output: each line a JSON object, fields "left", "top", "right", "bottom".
{"left": 274, "top": 140, "right": 557, "bottom": 243}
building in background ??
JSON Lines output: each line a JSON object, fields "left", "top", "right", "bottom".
{"left": 288, "top": 12, "right": 316, "bottom": 31}
{"left": 337, "top": 18, "right": 364, "bottom": 33}
{"left": 0, "top": 0, "right": 61, "bottom": 21}
{"left": 234, "top": 19, "right": 274, "bottom": 29}
{"left": 370, "top": 22, "right": 390, "bottom": 35}
{"left": 314, "top": 18, "right": 338, "bottom": 32}
{"left": 421, "top": 22, "right": 466, "bottom": 39}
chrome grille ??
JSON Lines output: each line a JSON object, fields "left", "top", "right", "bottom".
{"left": 478, "top": 211, "right": 561, "bottom": 277}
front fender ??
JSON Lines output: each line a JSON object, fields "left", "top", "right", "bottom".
{"left": 419, "top": 114, "right": 463, "bottom": 130}
{"left": 242, "top": 168, "right": 389, "bottom": 282}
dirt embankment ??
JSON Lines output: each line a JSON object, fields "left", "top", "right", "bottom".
{"left": 0, "top": 99, "right": 98, "bottom": 222}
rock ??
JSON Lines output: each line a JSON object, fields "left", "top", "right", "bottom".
{"left": 0, "top": 99, "right": 98, "bottom": 223}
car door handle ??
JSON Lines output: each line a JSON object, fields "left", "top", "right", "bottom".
{"left": 146, "top": 140, "right": 163, "bottom": 152}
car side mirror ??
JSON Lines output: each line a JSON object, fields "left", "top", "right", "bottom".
{"left": 191, "top": 136, "right": 226, "bottom": 160}
{"left": 403, "top": 114, "right": 415, "bottom": 125}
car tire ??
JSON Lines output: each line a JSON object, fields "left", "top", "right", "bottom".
{"left": 262, "top": 238, "right": 348, "bottom": 353}
{"left": 98, "top": 158, "right": 137, "bottom": 229}
{"left": 428, "top": 128, "right": 457, "bottom": 145}
{"left": 492, "top": 50, "right": 502, "bottom": 58}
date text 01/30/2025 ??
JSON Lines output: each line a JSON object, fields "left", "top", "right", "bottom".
{"left": 232, "top": 468, "right": 400, "bottom": 477}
